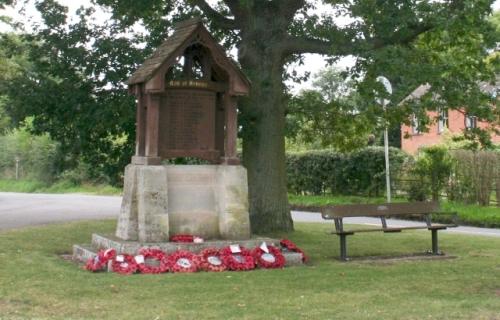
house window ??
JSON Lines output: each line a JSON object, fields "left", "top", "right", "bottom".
{"left": 465, "top": 114, "right": 477, "bottom": 129}
{"left": 437, "top": 108, "right": 448, "bottom": 133}
{"left": 411, "top": 114, "right": 420, "bottom": 134}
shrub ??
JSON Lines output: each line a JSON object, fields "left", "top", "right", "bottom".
{"left": 449, "top": 150, "right": 499, "bottom": 205}
{"left": 409, "top": 146, "right": 453, "bottom": 201}
{"left": 286, "top": 147, "right": 409, "bottom": 196}
{"left": 0, "top": 120, "right": 59, "bottom": 183}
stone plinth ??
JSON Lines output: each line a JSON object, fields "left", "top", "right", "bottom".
{"left": 116, "top": 164, "right": 251, "bottom": 242}
{"left": 72, "top": 234, "right": 305, "bottom": 267}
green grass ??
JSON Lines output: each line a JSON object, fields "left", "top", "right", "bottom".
{"left": 289, "top": 194, "right": 500, "bottom": 228}
{"left": 288, "top": 194, "right": 407, "bottom": 206}
{"left": 0, "top": 179, "right": 122, "bottom": 195}
{"left": 441, "top": 202, "right": 500, "bottom": 228}
{"left": 0, "top": 221, "right": 499, "bottom": 319}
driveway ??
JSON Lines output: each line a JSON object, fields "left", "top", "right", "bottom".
{"left": 1, "top": 192, "right": 499, "bottom": 237}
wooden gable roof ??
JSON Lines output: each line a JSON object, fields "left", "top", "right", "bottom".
{"left": 127, "top": 17, "right": 250, "bottom": 93}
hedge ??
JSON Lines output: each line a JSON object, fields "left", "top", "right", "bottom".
{"left": 286, "top": 147, "right": 409, "bottom": 197}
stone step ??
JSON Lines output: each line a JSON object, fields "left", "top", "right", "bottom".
{"left": 73, "top": 241, "right": 304, "bottom": 267}
{"left": 91, "top": 233, "right": 282, "bottom": 255}
{"left": 73, "top": 244, "right": 97, "bottom": 262}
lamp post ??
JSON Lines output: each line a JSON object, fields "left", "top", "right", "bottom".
{"left": 376, "top": 76, "right": 393, "bottom": 203}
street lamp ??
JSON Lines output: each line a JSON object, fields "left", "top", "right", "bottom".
{"left": 376, "top": 76, "right": 393, "bottom": 203}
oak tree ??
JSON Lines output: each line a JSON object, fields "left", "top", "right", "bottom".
{"left": 2, "top": 0, "right": 498, "bottom": 232}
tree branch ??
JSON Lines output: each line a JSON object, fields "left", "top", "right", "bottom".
{"left": 281, "top": 20, "right": 434, "bottom": 58}
{"left": 222, "top": 0, "right": 249, "bottom": 24}
{"left": 280, "top": 36, "right": 350, "bottom": 57}
{"left": 189, "top": 0, "right": 238, "bottom": 30}
{"left": 370, "top": 23, "right": 434, "bottom": 50}
{"left": 279, "top": 0, "right": 306, "bottom": 21}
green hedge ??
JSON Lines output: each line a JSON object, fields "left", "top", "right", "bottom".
{"left": 286, "top": 147, "right": 409, "bottom": 197}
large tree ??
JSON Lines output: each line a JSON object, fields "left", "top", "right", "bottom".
{"left": 1, "top": 0, "right": 498, "bottom": 233}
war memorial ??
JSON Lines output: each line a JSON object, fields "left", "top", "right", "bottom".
{"left": 73, "top": 18, "right": 304, "bottom": 272}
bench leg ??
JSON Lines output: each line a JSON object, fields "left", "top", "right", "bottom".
{"left": 339, "top": 234, "right": 348, "bottom": 261}
{"left": 431, "top": 229, "right": 441, "bottom": 255}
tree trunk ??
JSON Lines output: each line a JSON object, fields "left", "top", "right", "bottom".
{"left": 238, "top": 42, "right": 293, "bottom": 233}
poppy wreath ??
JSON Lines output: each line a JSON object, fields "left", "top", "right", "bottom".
{"left": 85, "top": 248, "right": 116, "bottom": 272}
{"left": 111, "top": 254, "right": 139, "bottom": 275}
{"left": 220, "top": 246, "right": 255, "bottom": 271}
{"left": 168, "top": 250, "right": 198, "bottom": 273}
{"left": 280, "top": 239, "right": 308, "bottom": 263}
{"left": 169, "top": 234, "right": 194, "bottom": 243}
{"left": 252, "top": 245, "right": 286, "bottom": 269}
{"left": 196, "top": 248, "right": 227, "bottom": 272}
{"left": 136, "top": 248, "right": 169, "bottom": 274}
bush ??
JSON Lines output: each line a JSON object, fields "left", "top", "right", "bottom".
{"left": 286, "top": 147, "right": 409, "bottom": 196}
{"left": 448, "top": 150, "right": 499, "bottom": 206}
{"left": 0, "top": 120, "right": 59, "bottom": 183}
{"left": 408, "top": 146, "right": 453, "bottom": 201}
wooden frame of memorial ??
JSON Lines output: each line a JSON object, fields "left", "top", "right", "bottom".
{"left": 127, "top": 17, "right": 250, "bottom": 165}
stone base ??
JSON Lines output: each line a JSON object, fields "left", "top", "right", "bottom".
{"left": 131, "top": 156, "right": 162, "bottom": 165}
{"left": 73, "top": 234, "right": 305, "bottom": 267}
{"left": 116, "top": 164, "right": 251, "bottom": 242}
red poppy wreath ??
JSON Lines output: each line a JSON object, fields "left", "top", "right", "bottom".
{"left": 196, "top": 248, "right": 227, "bottom": 272}
{"left": 136, "top": 248, "right": 169, "bottom": 274}
{"left": 168, "top": 250, "right": 198, "bottom": 273}
{"left": 111, "top": 254, "right": 138, "bottom": 275}
{"left": 169, "top": 234, "right": 194, "bottom": 243}
{"left": 252, "top": 245, "right": 286, "bottom": 269}
{"left": 280, "top": 239, "right": 308, "bottom": 263}
{"left": 220, "top": 246, "right": 255, "bottom": 271}
{"left": 85, "top": 248, "right": 116, "bottom": 272}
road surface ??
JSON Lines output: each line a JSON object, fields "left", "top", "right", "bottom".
{"left": 1, "top": 192, "right": 499, "bottom": 237}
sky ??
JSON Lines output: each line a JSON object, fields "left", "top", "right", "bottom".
{"left": 1, "top": 0, "right": 500, "bottom": 92}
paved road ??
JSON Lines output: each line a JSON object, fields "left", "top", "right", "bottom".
{"left": 291, "top": 211, "right": 500, "bottom": 237}
{"left": 1, "top": 192, "right": 499, "bottom": 237}
{"left": 0, "top": 192, "right": 120, "bottom": 230}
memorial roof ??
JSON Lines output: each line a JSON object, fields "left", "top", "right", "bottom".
{"left": 127, "top": 17, "right": 249, "bottom": 87}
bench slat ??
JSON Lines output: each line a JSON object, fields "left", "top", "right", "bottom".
{"left": 332, "top": 224, "right": 456, "bottom": 235}
{"left": 321, "top": 201, "right": 440, "bottom": 219}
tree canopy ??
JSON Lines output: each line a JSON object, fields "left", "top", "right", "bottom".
{"left": 1, "top": 0, "right": 498, "bottom": 232}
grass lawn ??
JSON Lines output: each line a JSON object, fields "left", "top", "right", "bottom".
{"left": 1, "top": 221, "right": 499, "bottom": 319}
{"left": 289, "top": 194, "right": 500, "bottom": 228}
{"left": 0, "top": 179, "right": 121, "bottom": 195}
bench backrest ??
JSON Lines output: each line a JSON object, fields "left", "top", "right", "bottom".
{"left": 321, "top": 201, "right": 440, "bottom": 219}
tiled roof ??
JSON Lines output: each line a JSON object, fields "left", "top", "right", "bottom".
{"left": 127, "top": 18, "right": 202, "bottom": 85}
{"left": 404, "top": 76, "right": 500, "bottom": 102}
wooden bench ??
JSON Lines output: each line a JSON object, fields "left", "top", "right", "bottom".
{"left": 319, "top": 201, "right": 457, "bottom": 261}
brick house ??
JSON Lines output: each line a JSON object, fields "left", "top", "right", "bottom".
{"left": 401, "top": 83, "right": 500, "bottom": 154}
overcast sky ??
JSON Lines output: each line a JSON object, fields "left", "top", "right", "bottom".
{"left": 1, "top": 0, "right": 499, "bottom": 92}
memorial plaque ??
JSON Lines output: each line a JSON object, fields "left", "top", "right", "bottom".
{"left": 160, "top": 89, "right": 215, "bottom": 153}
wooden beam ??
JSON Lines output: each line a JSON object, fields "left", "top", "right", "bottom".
{"left": 145, "top": 94, "right": 160, "bottom": 158}
{"left": 135, "top": 86, "right": 146, "bottom": 156}
{"left": 223, "top": 94, "right": 239, "bottom": 164}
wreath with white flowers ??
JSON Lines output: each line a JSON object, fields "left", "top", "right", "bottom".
{"left": 168, "top": 250, "right": 198, "bottom": 273}
{"left": 252, "top": 245, "right": 285, "bottom": 269}
{"left": 111, "top": 254, "right": 138, "bottom": 275}
{"left": 220, "top": 246, "right": 255, "bottom": 271}
{"left": 196, "top": 248, "right": 227, "bottom": 272}
{"left": 136, "top": 248, "right": 169, "bottom": 274}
